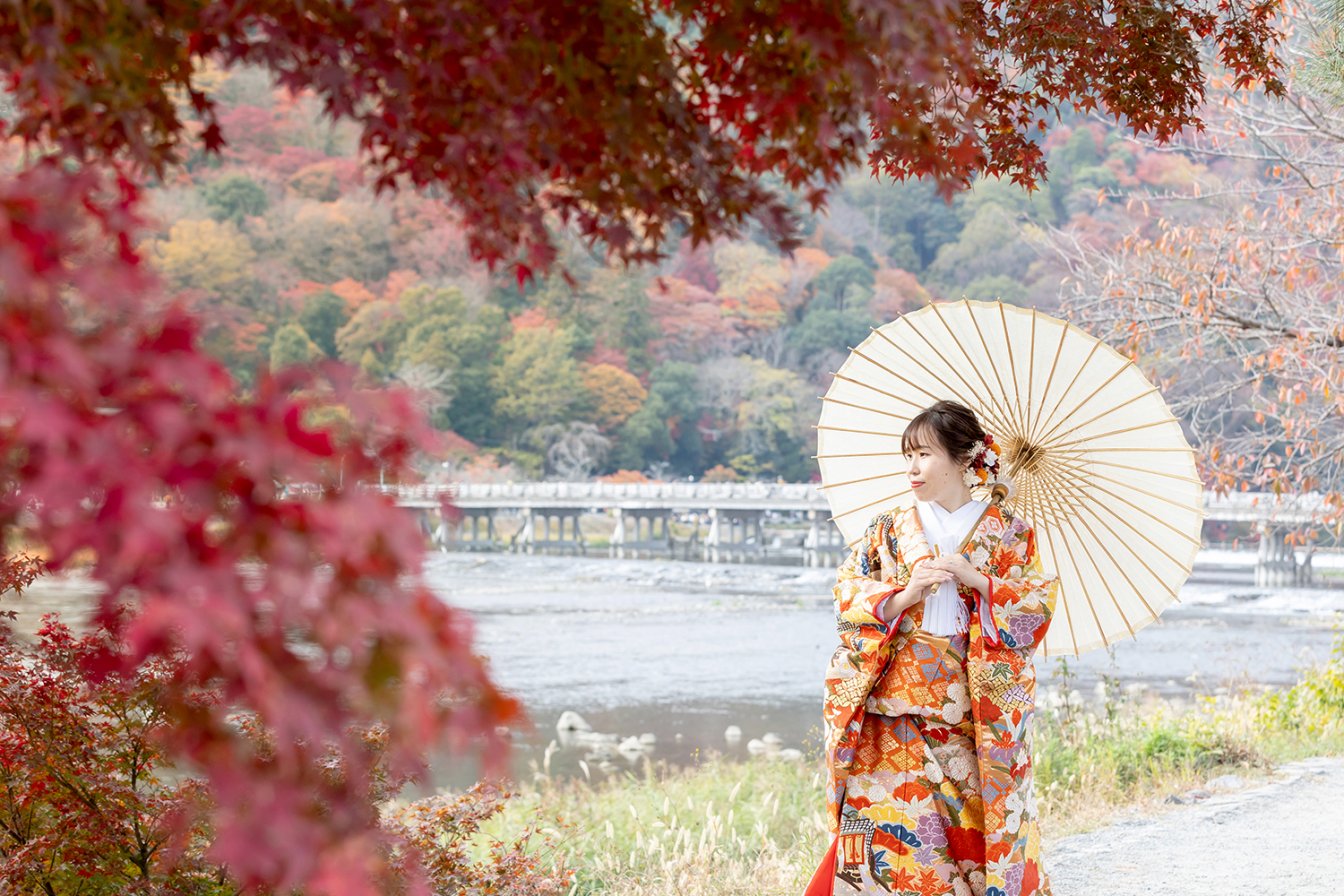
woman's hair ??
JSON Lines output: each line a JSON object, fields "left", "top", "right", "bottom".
{"left": 900, "top": 400, "right": 986, "bottom": 465}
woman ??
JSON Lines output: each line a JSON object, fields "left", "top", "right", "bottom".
{"left": 816, "top": 400, "right": 1058, "bottom": 896}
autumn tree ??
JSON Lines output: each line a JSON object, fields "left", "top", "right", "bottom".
{"left": 279, "top": 199, "right": 393, "bottom": 284}
{"left": 0, "top": 1, "right": 1285, "bottom": 274}
{"left": 0, "top": 165, "right": 518, "bottom": 896}
{"left": 647, "top": 277, "right": 740, "bottom": 363}
{"left": 0, "top": 1, "right": 1288, "bottom": 893}
{"left": 1060, "top": 40, "right": 1343, "bottom": 519}
{"left": 580, "top": 363, "right": 648, "bottom": 432}
{"left": 0, "top": 616, "right": 229, "bottom": 896}
{"left": 288, "top": 159, "right": 361, "bottom": 202}
{"left": 151, "top": 218, "right": 257, "bottom": 300}
{"left": 870, "top": 268, "right": 935, "bottom": 320}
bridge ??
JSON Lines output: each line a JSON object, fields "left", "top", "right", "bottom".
{"left": 386, "top": 482, "right": 1335, "bottom": 582}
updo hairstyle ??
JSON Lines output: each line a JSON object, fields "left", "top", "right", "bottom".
{"left": 900, "top": 400, "right": 987, "bottom": 468}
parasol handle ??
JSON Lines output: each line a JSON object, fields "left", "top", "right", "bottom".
{"left": 952, "top": 482, "right": 1010, "bottom": 555}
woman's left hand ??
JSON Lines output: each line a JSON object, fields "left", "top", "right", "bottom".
{"left": 927, "top": 553, "right": 991, "bottom": 594}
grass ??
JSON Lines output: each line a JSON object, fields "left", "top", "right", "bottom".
{"left": 462, "top": 626, "right": 1344, "bottom": 895}
{"left": 479, "top": 755, "right": 824, "bottom": 895}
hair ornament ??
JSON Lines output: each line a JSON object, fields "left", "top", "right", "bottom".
{"left": 961, "top": 432, "right": 1003, "bottom": 489}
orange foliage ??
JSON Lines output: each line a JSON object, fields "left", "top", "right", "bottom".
{"left": 647, "top": 276, "right": 739, "bottom": 361}
{"left": 439, "top": 430, "right": 479, "bottom": 458}
{"left": 793, "top": 246, "right": 831, "bottom": 273}
{"left": 701, "top": 464, "right": 739, "bottom": 483}
{"left": 581, "top": 363, "right": 647, "bottom": 431}
{"left": 1134, "top": 152, "right": 1202, "bottom": 188}
{"left": 381, "top": 269, "right": 420, "bottom": 303}
{"left": 330, "top": 278, "right": 378, "bottom": 310}
{"left": 599, "top": 469, "right": 651, "bottom": 483}
{"left": 510, "top": 307, "right": 556, "bottom": 332}
{"left": 722, "top": 284, "right": 784, "bottom": 334}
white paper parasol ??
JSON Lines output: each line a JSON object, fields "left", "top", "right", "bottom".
{"left": 816, "top": 299, "right": 1204, "bottom": 657}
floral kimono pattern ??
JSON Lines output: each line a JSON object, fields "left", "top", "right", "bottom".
{"left": 822, "top": 504, "right": 1058, "bottom": 896}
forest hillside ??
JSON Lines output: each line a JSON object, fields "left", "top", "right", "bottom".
{"left": 146, "top": 65, "right": 1256, "bottom": 483}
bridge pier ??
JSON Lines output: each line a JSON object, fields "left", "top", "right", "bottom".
{"left": 437, "top": 508, "right": 501, "bottom": 552}
{"left": 1255, "top": 524, "right": 1313, "bottom": 587}
{"left": 704, "top": 508, "right": 765, "bottom": 563}
{"left": 671, "top": 513, "right": 703, "bottom": 561}
{"left": 517, "top": 507, "right": 587, "bottom": 556}
{"left": 610, "top": 508, "right": 673, "bottom": 559}
{"left": 804, "top": 509, "right": 849, "bottom": 568}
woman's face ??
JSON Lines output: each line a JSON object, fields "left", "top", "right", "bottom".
{"left": 903, "top": 432, "right": 967, "bottom": 506}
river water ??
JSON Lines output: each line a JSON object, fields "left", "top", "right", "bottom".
{"left": 428, "top": 549, "right": 1343, "bottom": 785}
{"left": 18, "top": 549, "right": 1344, "bottom": 787}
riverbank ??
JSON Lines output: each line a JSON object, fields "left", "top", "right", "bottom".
{"left": 472, "top": 631, "right": 1344, "bottom": 895}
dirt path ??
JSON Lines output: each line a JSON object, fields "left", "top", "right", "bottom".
{"left": 1046, "top": 756, "right": 1344, "bottom": 895}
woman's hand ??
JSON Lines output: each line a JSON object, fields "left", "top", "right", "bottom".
{"left": 927, "top": 553, "right": 992, "bottom": 596}
{"left": 889, "top": 561, "right": 955, "bottom": 614}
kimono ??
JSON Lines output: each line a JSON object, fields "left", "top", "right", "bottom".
{"left": 821, "top": 503, "right": 1058, "bottom": 896}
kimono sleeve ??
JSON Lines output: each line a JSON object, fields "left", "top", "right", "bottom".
{"left": 834, "top": 516, "right": 902, "bottom": 628}
{"left": 979, "top": 524, "right": 1057, "bottom": 655}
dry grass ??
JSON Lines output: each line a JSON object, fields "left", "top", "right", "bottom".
{"left": 467, "top": 630, "right": 1344, "bottom": 895}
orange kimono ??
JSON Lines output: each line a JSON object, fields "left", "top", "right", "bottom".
{"left": 821, "top": 503, "right": 1057, "bottom": 896}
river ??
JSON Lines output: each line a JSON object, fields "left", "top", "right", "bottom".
{"left": 17, "top": 548, "right": 1344, "bottom": 787}
{"left": 428, "top": 548, "right": 1343, "bottom": 785}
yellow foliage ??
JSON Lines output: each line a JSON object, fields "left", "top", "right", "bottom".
{"left": 581, "top": 364, "right": 647, "bottom": 431}
{"left": 151, "top": 218, "right": 256, "bottom": 297}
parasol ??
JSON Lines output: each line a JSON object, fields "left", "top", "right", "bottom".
{"left": 816, "top": 299, "right": 1204, "bottom": 657}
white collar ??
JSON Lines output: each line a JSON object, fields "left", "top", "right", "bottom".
{"left": 916, "top": 497, "right": 987, "bottom": 541}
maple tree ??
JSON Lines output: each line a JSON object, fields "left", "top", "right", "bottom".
{"left": 0, "top": 164, "right": 518, "bottom": 895}
{"left": 0, "top": 2, "right": 1291, "bottom": 893}
{"left": 0, "top": 560, "right": 567, "bottom": 896}
{"left": 0, "top": 0, "right": 1284, "bottom": 275}
{"left": 387, "top": 783, "right": 573, "bottom": 896}
{"left": 0, "top": 614, "right": 228, "bottom": 895}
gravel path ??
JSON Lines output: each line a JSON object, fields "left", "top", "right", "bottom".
{"left": 1046, "top": 756, "right": 1344, "bottom": 895}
